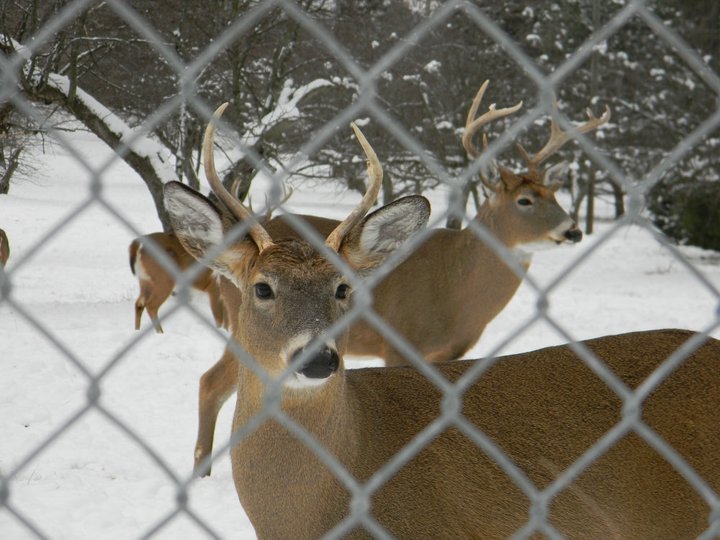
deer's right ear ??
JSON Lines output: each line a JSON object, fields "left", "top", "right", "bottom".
{"left": 163, "top": 181, "right": 253, "bottom": 283}
{"left": 341, "top": 195, "right": 430, "bottom": 270}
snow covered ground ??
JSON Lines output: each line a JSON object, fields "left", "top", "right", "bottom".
{"left": 0, "top": 128, "right": 718, "bottom": 539}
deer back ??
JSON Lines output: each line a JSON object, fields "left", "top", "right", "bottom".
{"left": 130, "top": 232, "right": 216, "bottom": 292}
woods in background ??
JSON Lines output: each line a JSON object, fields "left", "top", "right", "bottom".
{"left": 0, "top": 0, "right": 717, "bottom": 247}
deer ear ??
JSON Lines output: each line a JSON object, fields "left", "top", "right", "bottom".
{"left": 340, "top": 195, "right": 430, "bottom": 270}
{"left": 498, "top": 167, "right": 523, "bottom": 191}
{"left": 543, "top": 161, "right": 569, "bottom": 191}
{"left": 163, "top": 181, "right": 256, "bottom": 283}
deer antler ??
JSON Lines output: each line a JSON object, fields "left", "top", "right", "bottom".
{"left": 325, "top": 123, "right": 383, "bottom": 252}
{"left": 263, "top": 186, "right": 294, "bottom": 221}
{"left": 462, "top": 80, "right": 523, "bottom": 159}
{"left": 203, "top": 103, "right": 274, "bottom": 252}
{"left": 517, "top": 103, "right": 611, "bottom": 177}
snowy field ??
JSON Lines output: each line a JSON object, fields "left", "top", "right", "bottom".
{"left": 1, "top": 128, "right": 718, "bottom": 539}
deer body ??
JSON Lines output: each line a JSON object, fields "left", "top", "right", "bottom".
{"left": 0, "top": 228, "right": 9, "bottom": 267}
{"left": 230, "top": 328, "right": 719, "bottom": 539}
{"left": 346, "top": 226, "right": 523, "bottom": 363}
{"left": 347, "top": 178, "right": 577, "bottom": 364}
{"left": 129, "top": 232, "right": 225, "bottom": 333}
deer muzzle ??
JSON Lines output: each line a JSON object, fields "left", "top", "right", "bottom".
{"left": 292, "top": 346, "right": 340, "bottom": 380}
{"left": 564, "top": 225, "right": 583, "bottom": 243}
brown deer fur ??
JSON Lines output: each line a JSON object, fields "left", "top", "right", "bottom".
{"left": 232, "top": 328, "right": 719, "bottom": 539}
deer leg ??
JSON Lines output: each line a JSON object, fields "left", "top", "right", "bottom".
{"left": 207, "top": 285, "right": 225, "bottom": 329}
{"left": 194, "top": 347, "right": 238, "bottom": 477}
{"left": 146, "top": 305, "right": 164, "bottom": 334}
{"left": 134, "top": 297, "right": 145, "bottom": 330}
{"left": 145, "top": 280, "right": 174, "bottom": 334}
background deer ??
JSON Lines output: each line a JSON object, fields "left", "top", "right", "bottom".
{"left": 168, "top": 106, "right": 720, "bottom": 539}
{"left": 192, "top": 81, "right": 610, "bottom": 475}
{"left": 0, "top": 228, "right": 9, "bottom": 267}
{"left": 129, "top": 179, "right": 293, "bottom": 334}
{"left": 129, "top": 232, "right": 225, "bottom": 333}
{"left": 345, "top": 80, "right": 609, "bottom": 364}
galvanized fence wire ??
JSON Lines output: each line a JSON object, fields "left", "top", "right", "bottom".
{"left": 1, "top": 0, "right": 720, "bottom": 538}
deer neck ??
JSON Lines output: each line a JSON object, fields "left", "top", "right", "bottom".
{"left": 472, "top": 201, "right": 514, "bottom": 246}
{"left": 231, "top": 363, "right": 360, "bottom": 537}
{"left": 234, "top": 362, "right": 356, "bottom": 444}
{"left": 470, "top": 201, "right": 533, "bottom": 266}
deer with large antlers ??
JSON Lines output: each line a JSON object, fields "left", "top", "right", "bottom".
{"left": 0, "top": 228, "right": 9, "bottom": 267}
{"left": 348, "top": 80, "right": 609, "bottom": 364}
{"left": 129, "top": 232, "right": 226, "bottom": 333}
{"left": 167, "top": 106, "right": 720, "bottom": 539}
{"left": 192, "top": 81, "right": 611, "bottom": 475}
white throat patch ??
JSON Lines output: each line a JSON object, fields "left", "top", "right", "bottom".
{"left": 283, "top": 372, "right": 334, "bottom": 390}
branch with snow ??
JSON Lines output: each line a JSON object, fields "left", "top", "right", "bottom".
{"left": 46, "top": 73, "right": 178, "bottom": 183}
{"left": 5, "top": 34, "right": 177, "bottom": 184}
{"left": 237, "top": 77, "right": 334, "bottom": 149}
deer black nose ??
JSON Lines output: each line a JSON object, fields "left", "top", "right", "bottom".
{"left": 292, "top": 347, "right": 339, "bottom": 379}
{"left": 564, "top": 225, "right": 583, "bottom": 243}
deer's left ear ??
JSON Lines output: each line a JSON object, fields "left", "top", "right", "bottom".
{"left": 341, "top": 195, "right": 430, "bottom": 270}
{"left": 498, "top": 167, "right": 523, "bottom": 192}
{"left": 163, "top": 181, "right": 257, "bottom": 284}
{"left": 543, "top": 162, "right": 569, "bottom": 191}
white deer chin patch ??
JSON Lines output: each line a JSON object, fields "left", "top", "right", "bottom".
{"left": 521, "top": 220, "right": 576, "bottom": 253}
{"left": 517, "top": 240, "right": 554, "bottom": 255}
{"left": 283, "top": 372, "right": 335, "bottom": 390}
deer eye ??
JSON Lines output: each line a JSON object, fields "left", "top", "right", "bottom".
{"left": 335, "top": 284, "right": 350, "bottom": 300}
{"left": 517, "top": 197, "right": 534, "bottom": 207}
{"left": 254, "top": 282, "right": 274, "bottom": 300}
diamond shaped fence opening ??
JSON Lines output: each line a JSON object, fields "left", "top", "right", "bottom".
{"left": 1, "top": 1, "right": 719, "bottom": 539}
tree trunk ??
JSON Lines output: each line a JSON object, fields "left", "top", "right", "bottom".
{"left": 381, "top": 173, "right": 394, "bottom": 208}
{"left": 446, "top": 181, "right": 471, "bottom": 230}
{"left": 0, "top": 148, "right": 22, "bottom": 195}
{"left": 585, "top": 169, "right": 595, "bottom": 235}
{"left": 609, "top": 179, "right": 625, "bottom": 218}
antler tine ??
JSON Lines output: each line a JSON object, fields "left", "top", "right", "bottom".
{"left": 325, "top": 123, "right": 383, "bottom": 252}
{"left": 522, "top": 103, "right": 611, "bottom": 172}
{"left": 462, "top": 80, "right": 523, "bottom": 159}
{"left": 263, "top": 186, "right": 294, "bottom": 221}
{"left": 203, "top": 103, "right": 274, "bottom": 252}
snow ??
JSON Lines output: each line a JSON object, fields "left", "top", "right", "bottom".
{"left": 423, "top": 60, "right": 442, "bottom": 74}
{"left": 1, "top": 128, "right": 718, "bottom": 539}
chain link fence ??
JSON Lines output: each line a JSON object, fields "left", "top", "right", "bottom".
{"left": 1, "top": 0, "right": 719, "bottom": 538}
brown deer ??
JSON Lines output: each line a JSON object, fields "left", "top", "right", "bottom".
{"left": 129, "top": 232, "right": 225, "bottom": 333}
{"left": 345, "top": 80, "right": 610, "bottom": 364}
{"left": 167, "top": 106, "right": 720, "bottom": 539}
{"left": 192, "top": 81, "right": 610, "bottom": 475}
{"left": 0, "top": 228, "right": 9, "bottom": 267}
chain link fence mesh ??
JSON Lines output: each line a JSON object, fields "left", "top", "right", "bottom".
{"left": 1, "top": 0, "right": 719, "bottom": 538}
